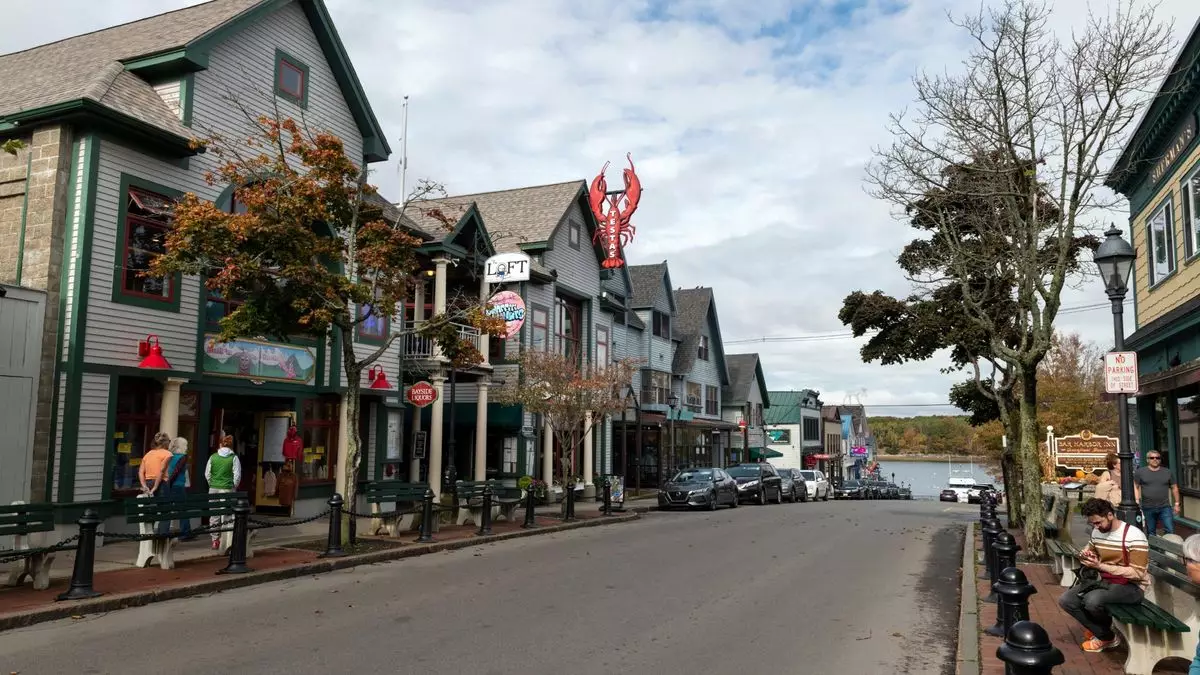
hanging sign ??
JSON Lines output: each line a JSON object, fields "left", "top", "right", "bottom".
{"left": 413, "top": 430, "right": 428, "bottom": 459}
{"left": 485, "top": 290, "right": 526, "bottom": 339}
{"left": 484, "top": 252, "right": 532, "bottom": 283}
{"left": 588, "top": 153, "right": 641, "bottom": 269}
{"left": 1104, "top": 351, "right": 1139, "bottom": 394}
{"left": 406, "top": 381, "right": 438, "bottom": 408}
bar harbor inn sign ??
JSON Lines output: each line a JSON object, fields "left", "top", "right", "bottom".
{"left": 1046, "top": 427, "right": 1119, "bottom": 475}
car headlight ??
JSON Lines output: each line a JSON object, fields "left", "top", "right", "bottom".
{"left": 738, "top": 480, "right": 758, "bottom": 489}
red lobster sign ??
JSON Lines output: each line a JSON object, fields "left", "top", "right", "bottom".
{"left": 588, "top": 153, "right": 641, "bottom": 269}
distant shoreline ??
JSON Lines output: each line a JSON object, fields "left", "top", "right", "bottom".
{"left": 875, "top": 454, "right": 996, "bottom": 464}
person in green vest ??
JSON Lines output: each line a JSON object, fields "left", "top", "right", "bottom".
{"left": 204, "top": 434, "right": 242, "bottom": 551}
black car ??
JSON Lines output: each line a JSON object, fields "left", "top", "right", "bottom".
{"left": 728, "top": 463, "right": 784, "bottom": 505}
{"left": 834, "top": 478, "right": 865, "bottom": 499}
{"left": 658, "top": 467, "right": 740, "bottom": 510}
{"left": 939, "top": 488, "right": 958, "bottom": 502}
{"left": 885, "top": 483, "right": 901, "bottom": 499}
{"left": 898, "top": 485, "right": 912, "bottom": 500}
{"left": 776, "top": 468, "right": 808, "bottom": 503}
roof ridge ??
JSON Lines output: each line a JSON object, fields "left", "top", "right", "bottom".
{"left": 83, "top": 61, "right": 126, "bottom": 104}
{"left": 438, "top": 179, "right": 585, "bottom": 202}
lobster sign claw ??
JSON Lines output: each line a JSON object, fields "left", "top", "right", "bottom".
{"left": 589, "top": 154, "right": 641, "bottom": 269}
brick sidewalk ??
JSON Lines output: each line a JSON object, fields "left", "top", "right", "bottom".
{"left": 974, "top": 535, "right": 1190, "bottom": 674}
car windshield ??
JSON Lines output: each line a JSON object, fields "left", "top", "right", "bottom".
{"left": 671, "top": 470, "right": 713, "bottom": 482}
{"left": 798, "top": 471, "right": 817, "bottom": 480}
{"left": 843, "top": 480, "right": 861, "bottom": 488}
{"left": 727, "top": 466, "right": 764, "bottom": 478}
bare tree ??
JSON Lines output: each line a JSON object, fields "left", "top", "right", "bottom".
{"left": 866, "top": 0, "right": 1172, "bottom": 555}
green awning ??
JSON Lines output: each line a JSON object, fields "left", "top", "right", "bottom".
{"left": 749, "top": 447, "right": 784, "bottom": 459}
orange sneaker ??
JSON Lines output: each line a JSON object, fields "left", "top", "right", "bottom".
{"left": 1083, "top": 630, "right": 1094, "bottom": 641}
{"left": 1082, "top": 635, "right": 1121, "bottom": 652}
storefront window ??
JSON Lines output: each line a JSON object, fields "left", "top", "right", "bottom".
{"left": 301, "top": 398, "right": 339, "bottom": 483}
{"left": 1176, "top": 387, "right": 1200, "bottom": 494}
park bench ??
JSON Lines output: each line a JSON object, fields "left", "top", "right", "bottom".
{"left": 453, "top": 480, "right": 522, "bottom": 527}
{"left": 1105, "top": 535, "right": 1200, "bottom": 675}
{"left": 1, "top": 502, "right": 59, "bottom": 591}
{"left": 363, "top": 481, "right": 429, "bottom": 535}
{"left": 1045, "top": 539, "right": 1083, "bottom": 587}
{"left": 124, "top": 492, "right": 249, "bottom": 569}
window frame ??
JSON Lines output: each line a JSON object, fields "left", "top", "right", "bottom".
{"left": 555, "top": 296, "right": 582, "bottom": 366}
{"left": 685, "top": 381, "right": 702, "bottom": 413}
{"left": 111, "top": 175, "right": 183, "bottom": 312}
{"left": 568, "top": 221, "right": 581, "bottom": 250}
{"left": 652, "top": 311, "right": 671, "bottom": 339}
{"left": 705, "top": 385, "right": 718, "bottom": 415}
{"left": 273, "top": 48, "right": 310, "bottom": 108}
{"left": 1182, "top": 163, "right": 1200, "bottom": 261}
{"left": 355, "top": 293, "right": 390, "bottom": 345}
{"left": 1147, "top": 197, "right": 1176, "bottom": 287}
{"left": 595, "top": 324, "right": 609, "bottom": 369}
{"left": 300, "top": 397, "right": 339, "bottom": 485}
{"left": 530, "top": 303, "right": 550, "bottom": 351}
{"left": 697, "top": 335, "right": 710, "bottom": 361}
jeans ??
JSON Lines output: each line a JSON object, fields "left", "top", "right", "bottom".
{"left": 1191, "top": 639, "right": 1200, "bottom": 675}
{"left": 1058, "top": 582, "right": 1144, "bottom": 641}
{"left": 1142, "top": 505, "right": 1174, "bottom": 535}
{"left": 155, "top": 484, "right": 192, "bottom": 537}
{"left": 209, "top": 488, "right": 233, "bottom": 543}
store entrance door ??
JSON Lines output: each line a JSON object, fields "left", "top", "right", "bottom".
{"left": 209, "top": 394, "right": 294, "bottom": 514}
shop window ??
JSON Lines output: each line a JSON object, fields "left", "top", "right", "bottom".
{"left": 1148, "top": 200, "right": 1175, "bottom": 285}
{"left": 301, "top": 398, "right": 339, "bottom": 483}
{"left": 119, "top": 186, "right": 177, "bottom": 304}
{"left": 1183, "top": 166, "right": 1200, "bottom": 260}
{"left": 111, "top": 379, "right": 197, "bottom": 496}
{"left": 1176, "top": 388, "right": 1200, "bottom": 494}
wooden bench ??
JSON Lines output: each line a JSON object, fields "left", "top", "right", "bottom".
{"left": 363, "top": 481, "right": 428, "bottom": 535}
{"left": 454, "top": 481, "right": 522, "bottom": 527}
{"left": 1105, "top": 536, "right": 1200, "bottom": 675}
{"left": 124, "top": 492, "right": 249, "bottom": 569}
{"left": 1045, "top": 539, "right": 1082, "bottom": 587}
{"left": 1, "top": 502, "right": 59, "bottom": 591}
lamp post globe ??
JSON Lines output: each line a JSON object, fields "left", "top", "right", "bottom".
{"left": 1093, "top": 224, "right": 1139, "bottom": 528}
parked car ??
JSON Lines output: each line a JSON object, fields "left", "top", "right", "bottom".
{"left": 898, "top": 485, "right": 912, "bottom": 500}
{"left": 834, "top": 478, "right": 866, "bottom": 499}
{"left": 776, "top": 468, "right": 808, "bottom": 503}
{"left": 967, "top": 484, "right": 1001, "bottom": 504}
{"left": 657, "top": 467, "right": 740, "bottom": 510}
{"left": 885, "top": 482, "right": 901, "bottom": 499}
{"left": 939, "top": 488, "right": 958, "bottom": 502}
{"left": 728, "top": 463, "right": 784, "bottom": 505}
{"left": 864, "top": 480, "right": 885, "bottom": 499}
{"left": 796, "top": 469, "right": 831, "bottom": 501}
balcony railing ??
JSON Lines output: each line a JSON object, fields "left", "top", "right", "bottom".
{"left": 685, "top": 395, "right": 702, "bottom": 413}
{"left": 402, "top": 321, "right": 485, "bottom": 361}
{"left": 641, "top": 386, "right": 671, "bottom": 406}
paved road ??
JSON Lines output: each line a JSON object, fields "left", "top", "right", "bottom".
{"left": 0, "top": 499, "right": 972, "bottom": 674}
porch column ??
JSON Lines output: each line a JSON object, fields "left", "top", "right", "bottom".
{"left": 428, "top": 374, "right": 447, "bottom": 498}
{"left": 414, "top": 280, "right": 427, "bottom": 321}
{"left": 336, "top": 399, "right": 351, "bottom": 499}
{"left": 474, "top": 380, "right": 489, "bottom": 481}
{"left": 479, "top": 273, "right": 490, "bottom": 366}
{"left": 542, "top": 417, "right": 554, "bottom": 484}
{"left": 582, "top": 411, "right": 594, "bottom": 496}
{"left": 433, "top": 257, "right": 449, "bottom": 314}
{"left": 409, "top": 404, "right": 423, "bottom": 482}
{"left": 158, "top": 377, "right": 188, "bottom": 437}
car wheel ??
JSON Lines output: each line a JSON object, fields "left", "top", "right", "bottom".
{"left": 791, "top": 488, "right": 798, "bottom": 504}
{"left": 731, "top": 493, "right": 739, "bottom": 508}
{"left": 758, "top": 490, "right": 766, "bottom": 506}
{"left": 708, "top": 493, "right": 718, "bottom": 511}
{"left": 775, "top": 488, "right": 784, "bottom": 504}
{"left": 822, "top": 489, "right": 829, "bottom": 501}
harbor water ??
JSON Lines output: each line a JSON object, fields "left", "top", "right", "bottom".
{"left": 870, "top": 459, "right": 1000, "bottom": 498}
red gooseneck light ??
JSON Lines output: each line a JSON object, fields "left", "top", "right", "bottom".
{"left": 137, "top": 335, "right": 171, "bottom": 370}
{"left": 367, "top": 365, "right": 392, "bottom": 390}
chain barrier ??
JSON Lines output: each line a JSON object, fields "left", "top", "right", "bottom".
{"left": 341, "top": 504, "right": 424, "bottom": 520}
{"left": 247, "top": 509, "right": 330, "bottom": 529}
{"left": 99, "top": 522, "right": 236, "bottom": 542}
{"left": 0, "top": 534, "right": 81, "bottom": 565}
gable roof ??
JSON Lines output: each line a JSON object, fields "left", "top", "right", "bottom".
{"left": 670, "top": 287, "right": 730, "bottom": 386}
{"left": 724, "top": 353, "right": 770, "bottom": 408}
{"left": 420, "top": 180, "right": 585, "bottom": 254}
{"left": 0, "top": 0, "right": 391, "bottom": 161}
{"left": 628, "top": 263, "right": 664, "bottom": 309}
{"left": 821, "top": 404, "right": 842, "bottom": 422}
{"left": 764, "top": 389, "right": 821, "bottom": 425}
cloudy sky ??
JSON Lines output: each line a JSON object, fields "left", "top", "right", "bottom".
{"left": 3, "top": 0, "right": 1194, "bottom": 417}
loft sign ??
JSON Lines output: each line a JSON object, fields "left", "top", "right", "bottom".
{"left": 1150, "top": 114, "right": 1197, "bottom": 185}
{"left": 484, "top": 252, "right": 531, "bottom": 284}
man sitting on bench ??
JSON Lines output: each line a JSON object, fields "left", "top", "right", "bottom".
{"left": 1058, "top": 498, "right": 1150, "bottom": 653}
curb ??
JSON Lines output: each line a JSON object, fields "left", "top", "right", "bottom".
{"left": 956, "top": 521, "right": 980, "bottom": 675}
{"left": 0, "top": 512, "right": 641, "bottom": 632}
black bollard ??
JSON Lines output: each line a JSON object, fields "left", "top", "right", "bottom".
{"left": 218, "top": 498, "right": 253, "bottom": 574}
{"left": 56, "top": 509, "right": 103, "bottom": 601}
{"left": 602, "top": 477, "right": 613, "bottom": 516}
{"left": 416, "top": 488, "right": 436, "bottom": 543}
{"left": 986, "top": 567, "right": 1037, "bottom": 637}
{"left": 980, "top": 517, "right": 1003, "bottom": 582}
{"left": 996, "top": 620, "right": 1064, "bottom": 675}
{"left": 522, "top": 487, "right": 538, "bottom": 529}
{"left": 477, "top": 483, "right": 493, "bottom": 536}
{"left": 564, "top": 481, "right": 576, "bottom": 522}
{"left": 320, "top": 493, "right": 345, "bottom": 557}
{"left": 987, "top": 530, "right": 1020, "bottom": 604}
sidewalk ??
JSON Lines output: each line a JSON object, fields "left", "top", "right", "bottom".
{"left": 973, "top": 530, "right": 1190, "bottom": 675}
{"left": 1, "top": 506, "right": 639, "bottom": 630}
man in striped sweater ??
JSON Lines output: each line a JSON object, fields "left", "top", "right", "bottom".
{"left": 1058, "top": 498, "right": 1149, "bottom": 653}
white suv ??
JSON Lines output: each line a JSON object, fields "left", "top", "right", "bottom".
{"left": 797, "top": 470, "right": 831, "bottom": 501}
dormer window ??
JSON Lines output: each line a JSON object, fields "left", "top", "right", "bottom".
{"left": 652, "top": 311, "right": 670, "bottom": 339}
{"left": 274, "top": 49, "right": 309, "bottom": 107}
{"left": 698, "top": 335, "right": 710, "bottom": 361}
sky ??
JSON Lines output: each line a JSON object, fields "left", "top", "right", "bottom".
{"left": 2, "top": 0, "right": 1195, "bottom": 417}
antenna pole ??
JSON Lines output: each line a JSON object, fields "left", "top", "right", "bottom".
{"left": 399, "top": 95, "right": 410, "bottom": 204}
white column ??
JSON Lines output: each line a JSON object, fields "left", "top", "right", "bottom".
{"left": 542, "top": 417, "right": 554, "bottom": 484}
{"left": 433, "top": 257, "right": 449, "bottom": 314}
{"left": 336, "top": 398, "right": 351, "bottom": 499}
{"left": 158, "top": 377, "right": 188, "bottom": 437}
{"left": 582, "top": 412, "right": 594, "bottom": 484}
{"left": 428, "top": 374, "right": 446, "bottom": 498}
{"left": 409, "top": 404, "right": 423, "bottom": 482}
{"left": 479, "top": 274, "right": 491, "bottom": 366}
{"left": 473, "top": 381, "right": 489, "bottom": 481}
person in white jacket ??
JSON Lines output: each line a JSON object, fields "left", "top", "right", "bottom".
{"left": 204, "top": 435, "right": 242, "bottom": 550}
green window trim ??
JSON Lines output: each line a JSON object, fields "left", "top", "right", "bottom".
{"left": 273, "top": 48, "right": 310, "bottom": 109}
{"left": 111, "top": 173, "right": 184, "bottom": 312}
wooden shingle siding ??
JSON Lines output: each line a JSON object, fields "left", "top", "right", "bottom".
{"left": 1133, "top": 141, "right": 1200, "bottom": 327}
{"left": 74, "top": 373, "right": 109, "bottom": 501}
{"left": 51, "top": 373, "right": 65, "bottom": 502}
{"left": 60, "top": 139, "right": 87, "bottom": 363}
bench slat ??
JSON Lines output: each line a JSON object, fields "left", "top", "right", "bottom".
{"left": 1111, "top": 599, "right": 1190, "bottom": 632}
{"left": 1150, "top": 535, "right": 1184, "bottom": 558}
{"left": 364, "top": 482, "right": 428, "bottom": 503}
{"left": 124, "top": 492, "right": 247, "bottom": 523}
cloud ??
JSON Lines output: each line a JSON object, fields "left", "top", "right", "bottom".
{"left": 3, "top": 0, "right": 1193, "bottom": 418}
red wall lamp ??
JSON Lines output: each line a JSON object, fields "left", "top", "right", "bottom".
{"left": 137, "top": 335, "right": 172, "bottom": 370}
{"left": 367, "top": 365, "right": 392, "bottom": 390}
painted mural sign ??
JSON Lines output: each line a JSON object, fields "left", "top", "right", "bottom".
{"left": 766, "top": 429, "right": 791, "bottom": 444}
{"left": 1050, "top": 429, "right": 1118, "bottom": 475}
{"left": 202, "top": 335, "right": 315, "bottom": 383}
{"left": 485, "top": 290, "right": 526, "bottom": 339}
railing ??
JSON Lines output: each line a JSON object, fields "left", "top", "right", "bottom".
{"left": 685, "top": 396, "right": 702, "bottom": 413}
{"left": 641, "top": 386, "right": 671, "bottom": 406}
{"left": 402, "top": 321, "right": 484, "bottom": 361}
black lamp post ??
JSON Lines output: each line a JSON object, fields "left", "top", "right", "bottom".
{"left": 667, "top": 392, "right": 680, "bottom": 481}
{"left": 1093, "top": 224, "right": 1139, "bottom": 528}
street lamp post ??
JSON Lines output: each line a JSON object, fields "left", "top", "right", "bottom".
{"left": 667, "top": 392, "right": 679, "bottom": 484}
{"left": 1093, "top": 224, "right": 1139, "bottom": 529}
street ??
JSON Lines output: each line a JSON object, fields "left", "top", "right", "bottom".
{"left": 0, "top": 500, "right": 971, "bottom": 675}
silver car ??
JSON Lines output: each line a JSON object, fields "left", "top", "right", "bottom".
{"left": 796, "top": 469, "right": 831, "bottom": 501}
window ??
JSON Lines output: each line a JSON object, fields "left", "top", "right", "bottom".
{"left": 803, "top": 417, "right": 821, "bottom": 442}
{"left": 652, "top": 311, "right": 671, "bottom": 339}
{"left": 531, "top": 304, "right": 549, "bottom": 351}
{"left": 1183, "top": 168, "right": 1200, "bottom": 259}
{"left": 698, "top": 335, "right": 710, "bottom": 361}
{"left": 568, "top": 222, "right": 581, "bottom": 249}
{"left": 755, "top": 403, "right": 763, "bottom": 426}
{"left": 301, "top": 398, "right": 339, "bottom": 483}
{"left": 489, "top": 334, "right": 506, "bottom": 362}
{"left": 596, "top": 325, "right": 609, "bottom": 369}
{"left": 705, "top": 385, "right": 718, "bottom": 415}
{"left": 1176, "top": 387, "right": 1200, "bottom": 495}
{"left": 206, "top": 289, "right": 243, "bottom": 328}
{"left": 555, "top": 296, "right": 582, "bottom": 365}
{"left": 120, "top": 186, "right": 176, "bottom": 303}
{"left": 357, "top": 296, "right": 389, "bottom": 343}
{"left": 685, "top": 382, "right": 702, "bottom": 412}
{"left": 641, "top": 369, "right": 671, "bottom": 405}
{"left": 403, "top": 301, "right": 433, "bottom": 323}
{"left": 274, "top": 49, "right": 309, "bottom": 107}
{"left": 110, "top": 379, "right": 197, "bottom": 497}
{"left": 1148, "top": 200, "right": 1175, "bottom": 285}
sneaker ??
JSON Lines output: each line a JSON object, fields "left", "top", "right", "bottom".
{"left": 211, "top": 539, "right": 220, "bottom": 550}
{"left": 1082, "top": 635, "right": 1121, "bottom": 652}
{"left": 1082, "top": 630, "right": 1094, "bottom": 641}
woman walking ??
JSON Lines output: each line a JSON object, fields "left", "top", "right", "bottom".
{"left": 1095, "top": 453, "right": 1122, "bottom": 509}
{"left": 165, "top": 438, "right": 194, "bottom": 540}
{"left": 204, "top": 435, "right": 241, "bottom": 550}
